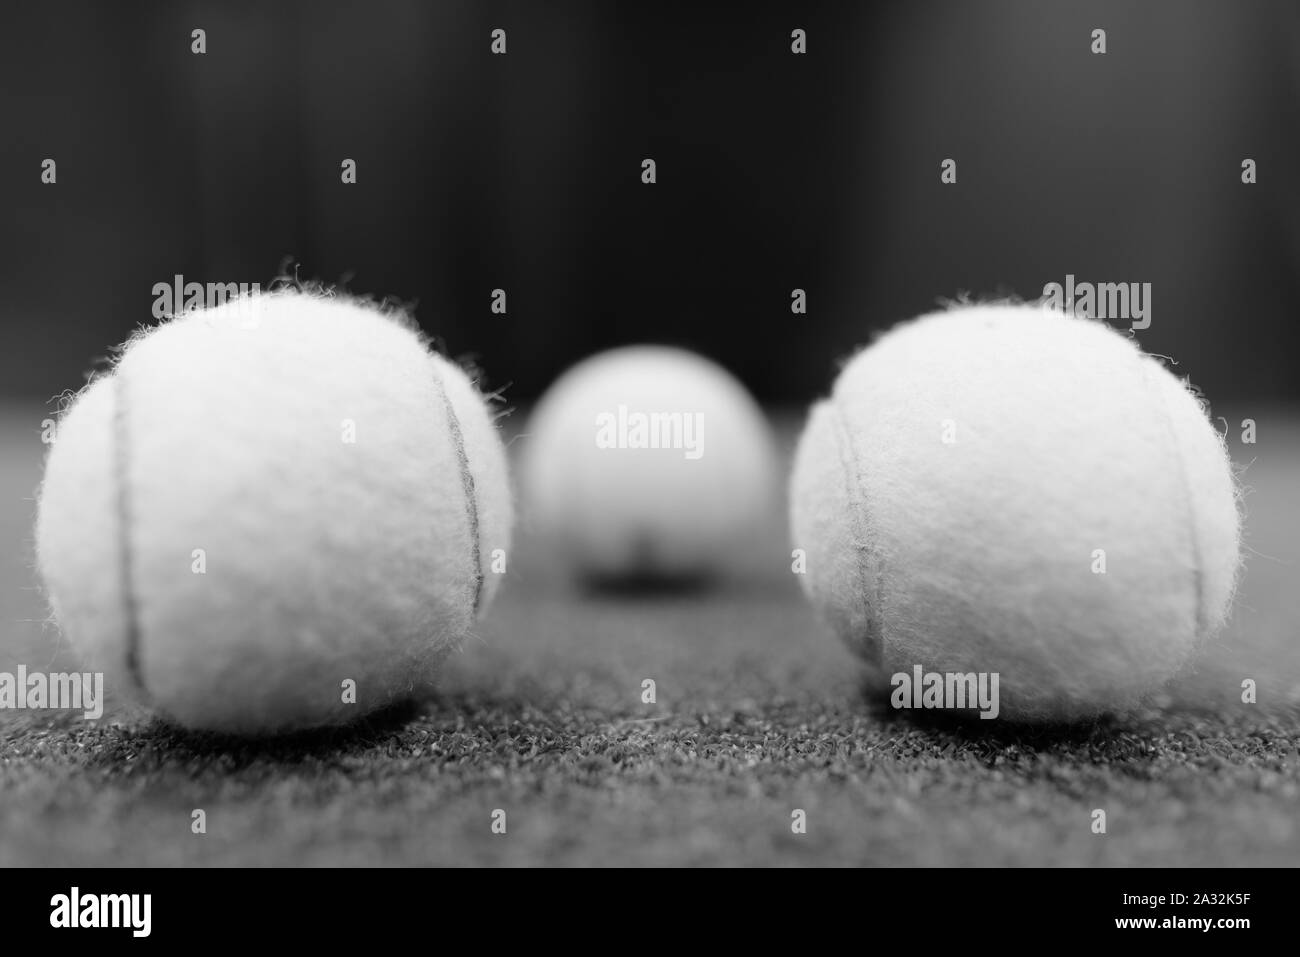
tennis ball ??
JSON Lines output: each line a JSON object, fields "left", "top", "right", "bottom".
{"left": 35, "top": 290, "right": 511, "bottom": 734}
{"left": 790, "top": 303, "right": 1241, "bottom": 721}
{"left": 521, "top": 345, "right": 776, "bottom": 583}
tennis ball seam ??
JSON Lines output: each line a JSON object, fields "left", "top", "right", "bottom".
{"left": 1141, "top": 358, "right": 1206, "bottom": 643}
{"left": 108, "top": 322, "right": 490, "bottom": 703}
{"left": 430, "top": 364, "right": 485, "bottom": 615}
{"left": 111, "top": 370, "right": 151, "bottom": 702}
{"left": 825, "top": 396, "right": 885, "bottom": 665}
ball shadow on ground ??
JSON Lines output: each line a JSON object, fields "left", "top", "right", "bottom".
{"left": 81, "top": 698, "right": 432, "bottom": 764}
{"left": 576, "top": 571, "right": 721, "bottom": 598}
{"left": 862, "top": 679, "right": 1136, "bottom": 752}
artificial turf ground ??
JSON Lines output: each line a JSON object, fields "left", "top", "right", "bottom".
{"left": 1, "top": 406, "right": 1297, "bottom": 866}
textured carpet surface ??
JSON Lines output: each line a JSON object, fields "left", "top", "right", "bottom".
{"left": 1, "top": 404, "right": 1297, "bottom": 866}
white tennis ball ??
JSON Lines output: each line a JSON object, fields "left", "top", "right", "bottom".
{"left": 521, "top": 345, "right": 776, "bottom": 582}
{"left": 36, "top": 291, "right": 512, "bottom": 733}
{"left": 790, "top": 303, "right": 1241, "bottom": 722}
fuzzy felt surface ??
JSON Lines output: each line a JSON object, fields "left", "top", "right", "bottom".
{"left": 1, "top": 407, "right": 1296, "bottom": 866}
{"left": 791, "top": 305, "right": 1243, "bottom": 721}
{"left": 33, "top": 293, "right": 512, "bottom": 733}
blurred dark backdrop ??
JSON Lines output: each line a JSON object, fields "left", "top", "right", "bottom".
{"left": 1, "top": 0, "right": 1297, "bottom": 402}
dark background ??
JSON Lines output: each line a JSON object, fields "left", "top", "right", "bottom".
{"left": 2, "top": 0, "right": 1297, "bottom": 403}
{"left": 2, "top": 2, "right": 1299, "bottom": 870}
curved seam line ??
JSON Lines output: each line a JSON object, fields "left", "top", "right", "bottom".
{"left": 827, "top": 398, "right": 883, "bottom": 664}
{"left": 432, "top": 370, "right": 484, "bottom": 615}
{"left": 112, "top": 373, "right": 149, "bottom": 699}
{"left": 1142, "top": 360, "right": 1206, "bottom": 642}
